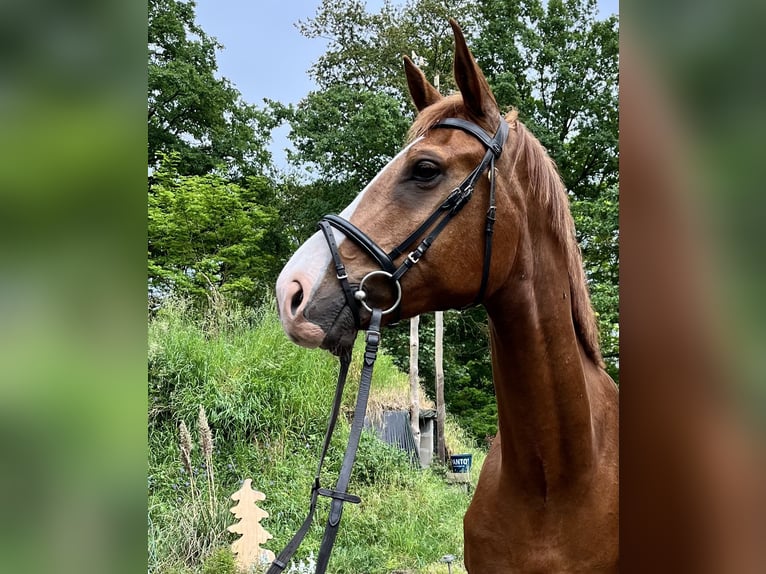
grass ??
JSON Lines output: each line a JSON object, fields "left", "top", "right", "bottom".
{"left": 148, "top": 297, "right": 484, "bottom": 573}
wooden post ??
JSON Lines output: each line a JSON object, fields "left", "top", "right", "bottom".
{"left": 432, "top": 71, "right": 445, "bottom": 465}
{"left": 409, "top": 315, "right": 421, "bottom": 465}
{"left": 435, "top": 310, "right": 446, "bottom": 463}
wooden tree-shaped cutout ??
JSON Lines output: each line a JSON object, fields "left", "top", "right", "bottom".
{"left": 227, "top": 479, "right": 276, "bottom": 571}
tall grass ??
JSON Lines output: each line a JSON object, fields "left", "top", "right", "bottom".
{"left": 148, "top": 297, "right": 484, "bottom": 573}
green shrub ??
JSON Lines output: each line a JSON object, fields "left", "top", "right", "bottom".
{"left": 353, "top": 429, "right": 415, "bottom": 487}
{"left": 149, "top": 297, "right": 343, "bottom": 443}
{"left": 201, "top": 548, "right": 237, "bottom": 574}
{"left": 148, "top": 297, "right": 484, "bottom": 574}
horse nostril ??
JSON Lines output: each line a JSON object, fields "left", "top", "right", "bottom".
{"left": 290, "top": 283, "right": 304, "bottom": 316}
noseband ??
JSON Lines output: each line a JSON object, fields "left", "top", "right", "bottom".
{"left": 319, "top": 115, "right": 510, "bottom": 326}
{"left": 268, "top": 115, "right": 509, "bottom": 574}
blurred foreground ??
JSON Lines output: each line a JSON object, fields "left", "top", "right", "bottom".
{"left": 621, "top": 0, "right": 766, "bottom": 571}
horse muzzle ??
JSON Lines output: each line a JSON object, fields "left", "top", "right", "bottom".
{"left": 275, "top": 273, "right": 326, "bottom": 349}
{"left": 275, "top": 234, "right": 360, "bottom": 353}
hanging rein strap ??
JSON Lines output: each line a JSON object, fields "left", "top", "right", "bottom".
{"left": 315, "top": 307, "right": 381, "bottom": 572}
{"left": 266, "top": 309, "right": 383, "bottom": 574}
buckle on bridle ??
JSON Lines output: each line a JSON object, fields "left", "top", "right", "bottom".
{"left": 407, "top": 247, "right": 425, "bottom": 265}
{"left": 365, "top": 329, "right": 381, "bottom": 344}
{"left": 443, "top": 187, "right": 463, "bottom": 208}
{"left": 449, "top": 185, "right": 474, "bottom": 214}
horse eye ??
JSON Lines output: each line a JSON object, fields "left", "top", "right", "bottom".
{"left": 412, "top": 160, "right": 441, "bottom": 182}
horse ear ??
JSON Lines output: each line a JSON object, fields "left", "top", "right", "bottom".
{"left": 404, "top": 55, "right": 442, "bottom": 112}
{"left": 450, "top": 18, "right": 497, "bottom": 118}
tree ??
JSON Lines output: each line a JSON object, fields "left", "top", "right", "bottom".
{"left": 276, "top": 86, "right": 410, "bottom": 243}
{"left": 298, "top": 0, "right": 479, "bottom": 105}
{"left": 284, "top": 85, "right": 411, "bottom": 194}
{"left": 148, "top": 0, "right": 273, "bottom": 177}
{"left": 474, "top": 0, "right": 619, "bottom": 201}
{"left": 148, "top": 153, "right": 289, "bottom": 305}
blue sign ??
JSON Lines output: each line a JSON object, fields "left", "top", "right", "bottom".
{"left": 450, "top": 454, "right": 473, "bottom": 473}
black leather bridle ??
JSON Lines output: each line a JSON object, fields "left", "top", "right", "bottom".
{"left": 320, "top": 115, "right": 510, "bottom": 327}
{"left": 267, "top": 115, "right": 509, "bottom": 574}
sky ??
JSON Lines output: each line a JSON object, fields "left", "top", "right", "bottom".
{"left": 194, "top": 0, "right": 619, "bottom": 165}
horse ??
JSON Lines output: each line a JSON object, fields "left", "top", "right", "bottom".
{"left": 275, "top": 19, "right": 618, "bottom": 573}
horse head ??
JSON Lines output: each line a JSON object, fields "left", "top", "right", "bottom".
{"left": 276, "top": 20, "right": 522, "bottom": 354}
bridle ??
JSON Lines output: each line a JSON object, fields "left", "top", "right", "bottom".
{"left": 320, "top": 115, "right": 510, "bottom": 327}
{"left": 267, "top": 114, "right": 510, "bottom": 574}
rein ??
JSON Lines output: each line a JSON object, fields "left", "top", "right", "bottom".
{"left": 266, "top": 309, "right": 382, "bottom": 574}
{"left": 267, "top": 115, "right": 509, "bottom": 574}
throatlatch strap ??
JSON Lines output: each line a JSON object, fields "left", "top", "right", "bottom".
{"left": 473, "top": 154, "right": 497, "bottom": 305}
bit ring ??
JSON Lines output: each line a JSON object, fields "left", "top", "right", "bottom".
{"left": 355, "top": 271, "right": 402, "bottom": 315}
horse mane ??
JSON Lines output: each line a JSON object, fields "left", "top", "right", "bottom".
{"left": 408, "top": 96, "right": 604, "bottom": 367}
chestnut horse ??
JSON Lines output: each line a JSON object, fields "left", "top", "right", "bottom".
{"left": 275, "top": 20, "right": 618, "bottom": 573}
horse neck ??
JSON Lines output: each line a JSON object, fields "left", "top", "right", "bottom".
{"left": 484, "top": 214, "right": 599, "bottom": 499}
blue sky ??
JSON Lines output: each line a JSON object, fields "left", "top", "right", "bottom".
{"left": 194, "top": 0, "right": 618, "bottom": 165}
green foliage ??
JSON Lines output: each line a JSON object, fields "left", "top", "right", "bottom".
{"left": 148, "top": 0, "right": 273, "bottom": 176}
{"left": 383, "top": 310, "right": 498, "bottom": 443}
{"left": 148, "top": 298, "right": 482, "bottom": 573}
{"left": 275, "top": 85, "right": 411, "bottom": 243}
{"left": 298, "top": 0, "right": 480, "bottom": 101}
{"left": 148, "top": 154, "right": 290, "bottom": 306}
{"left": 277, "top": 179, "right": 359, "bottom": 244}
{"left": 148, "top": 425, "right": 235, "bottom": 572}
{"left": 475, "top": 0, "right": 619, "bottom": 200}
{"left": 147, "top": 0, "right": 293, "bottom": 307}
{"left": 286, "top": 85, "right": 411, "bottom": 190}
{"left": 148, "top": 297, "right": 341, "bottom": 441}
{"left": 572, "top": 184, "right": 619, "bottom": 379}
{"left": 353, "top": 430, "right": 416, "bottom": 487}
{"left": 201, "top": 548, "right": 237, "bottom": 574}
